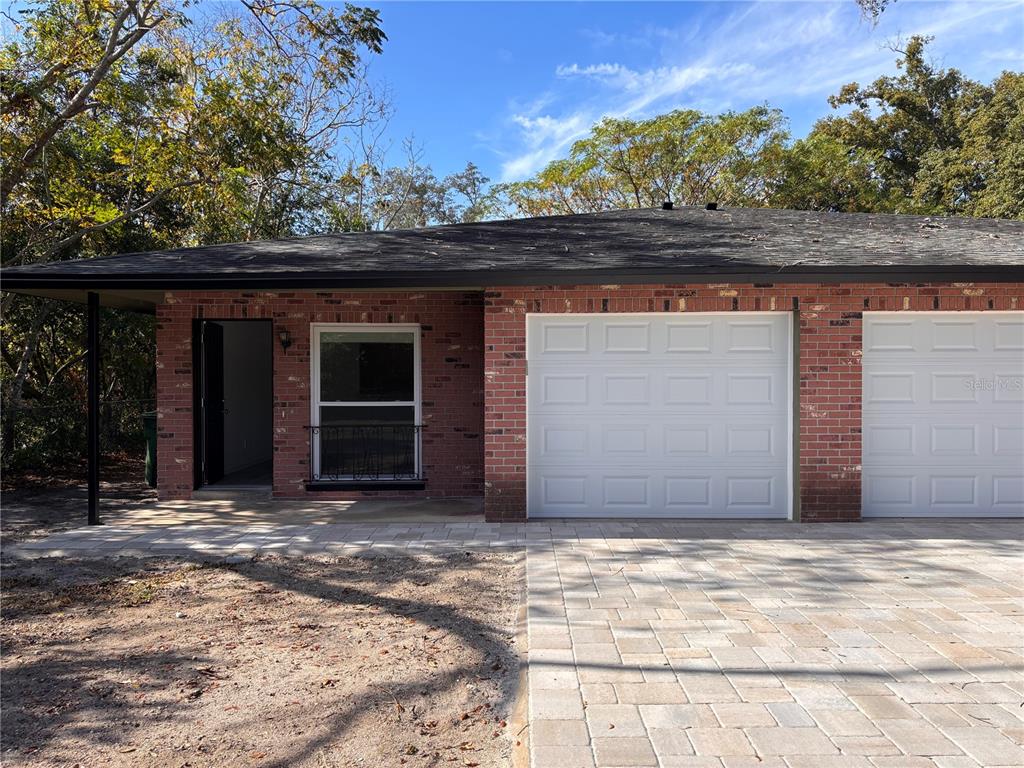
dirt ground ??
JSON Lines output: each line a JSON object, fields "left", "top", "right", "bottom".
{"left": 1, "top": 552, "right": 524, "bottom": 768}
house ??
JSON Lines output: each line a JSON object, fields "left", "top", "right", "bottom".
{"left": 4, "top": 205, "right": 1023, "bottom": 522}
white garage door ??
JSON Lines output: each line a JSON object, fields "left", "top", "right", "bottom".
{"left": 526, "top": 313, "right": 792, "bottom": 519}
{"left": 862, "top": 312, "right": 1024, "bottom": 517}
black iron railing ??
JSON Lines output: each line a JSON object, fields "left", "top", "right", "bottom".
{"left": 306, "top": 424, "right": 423, "bottom": 482}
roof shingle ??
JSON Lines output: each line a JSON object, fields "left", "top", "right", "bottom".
{"left": 4, "top": 206, "right": 1023, "bottom": 290}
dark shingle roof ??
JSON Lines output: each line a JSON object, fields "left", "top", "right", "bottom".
{"left": 4, "top": 206, "right": 1023, "bottom": 291}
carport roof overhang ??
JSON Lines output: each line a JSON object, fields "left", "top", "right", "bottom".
{"left": 4, "top": 205, "right": 1024, "bottom": 313}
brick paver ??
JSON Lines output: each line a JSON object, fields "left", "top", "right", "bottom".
{"left": 9, "top": 518, "right": 1024, "bottom": 767}
{"left": 524, "top": 520, "right": 1023, "bottom": 768}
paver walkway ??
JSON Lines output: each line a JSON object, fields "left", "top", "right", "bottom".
{"left": 9, "top": 518, "right": 1024, "bottom": 767}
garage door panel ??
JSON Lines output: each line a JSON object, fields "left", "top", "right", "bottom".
{"left": 603, "top": 373, "right": 649, "bottom": 405}
{"left": 994, "top": 476, "right": 1024, "bottom": 508}
{"left": 993, "top": 373, "right": 1024, "bottom": 403}
{"left": 603, "top": 321, "right": 651, "bottom": 352}
{"left": 994, "top": 318, "right": 1024, "bottom": 350}
{"left": 531, "top": 418, "right": 786, "bottom": 467}
{"left": 539, "top": 373, "right": 590, "bottom": 406}
{"left": 865, "top": 471, "right": 1020, "bottom": 517}
{"left": 994, "top": 424, "right": 1024, "bottom": 457}
{"left": 863, "top": 415, "right": 1023, "bottom": 466}
{"left": 666, "top": 321, "right": 713, "bottom": 353}
{"left": 864, "top": 368, "right": 1024, "bottom": 410}
{"left": 528, "top": 313, "right": 791, "bottom": 519}
{"left": 530, "top": 314, "right": 790, "bottom": 360}
{"left": 530, "top": 366, "right": 789, "bottom": 414}
{"left": 862, "top": 312, "right": 1024, "bottom": 518}
{"left": 864, "top": 313, "right": 1021, "bottom": 358}
{"left": 528, "top": 469, "right": 785, "bottom": 519}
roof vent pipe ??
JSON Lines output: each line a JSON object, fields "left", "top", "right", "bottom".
{"left": 705, "top": 202, "right": 718, "bottom": 211}
{"left": 662, "top": 199, "right": 673, "bottom": 211}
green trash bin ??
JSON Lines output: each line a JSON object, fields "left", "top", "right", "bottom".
{"left": 142, "top": 411, "right": 157, "bottom": 488}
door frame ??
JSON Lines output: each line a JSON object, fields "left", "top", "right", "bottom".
{"left": 524, "top": 311, "right": 796, "bottom": 520}
{"left": 192, "top": 318, "right": 274, "bottom": 489}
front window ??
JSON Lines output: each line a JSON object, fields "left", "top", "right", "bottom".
{"left": 311, "top": 325, "right": 421, "bottom": 480}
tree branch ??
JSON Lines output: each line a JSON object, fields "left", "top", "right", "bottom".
{"left": 1, "top": 1, "right": 167, "bottom": 206}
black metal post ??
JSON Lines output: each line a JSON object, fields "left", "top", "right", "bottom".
{"left": 87, "top": 292, "right": 100, "bottom": 525}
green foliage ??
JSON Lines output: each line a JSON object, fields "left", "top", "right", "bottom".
{"left": 0, "top": 298, "right": 155, "bottom": 470}
{"left": 1, "top": 0, "right": 388, "bottom": 469}
{"left": 497, "top": 107, "right": 790, "bottom": 216}
{"left": 814, "top": 36, "right": 994, "bottom": 214}
{"left": 855, "top": 0, "right": 897, "bottom": 20}
{"left": 768, "top": 133, "right": 889, "bottom": 212}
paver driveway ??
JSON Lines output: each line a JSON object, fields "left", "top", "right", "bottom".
{"left": 525, "top": 520, "right": 1024, "bottom": 768}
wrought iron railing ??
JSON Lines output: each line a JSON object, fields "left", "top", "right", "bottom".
{"left": 306, "top": 424, "right": 423, "bottom": 482}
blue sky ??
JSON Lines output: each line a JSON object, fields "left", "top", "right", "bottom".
{"left": 357, "top": 0, "right": 1024, "bottom": 182}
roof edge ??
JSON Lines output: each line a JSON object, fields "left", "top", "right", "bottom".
{"left": 3, "top": 264, "right": 1024, "bottom": 292}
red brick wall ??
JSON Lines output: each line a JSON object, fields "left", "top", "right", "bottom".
{"left": 155, "top": 291, "right": 484, "bottom": 500}
{"left": 482, "top": 282, "right": 1023, "bottom": 522}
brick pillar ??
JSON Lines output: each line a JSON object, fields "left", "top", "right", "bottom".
{"left": 483, "top": 289, "right": 528, "bottom": 521}
{"left": 797, "top": 293, "right": 863, "bottom": 520}
{"left": 154, "top": 299, "right": 195, "bottom": 500}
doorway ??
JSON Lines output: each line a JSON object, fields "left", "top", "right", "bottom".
{"left": 194, "top": 319, "right": 273, "bottom": 488}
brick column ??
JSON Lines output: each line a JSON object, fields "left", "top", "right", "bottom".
{"left": 483, "top": 290, "right": 528, "bottom": 521}
{"left": 796, "top": 294, "right": 864, "bottom": 521}
{"left": 154, "top": 298, "right": 195, "bottom": 499}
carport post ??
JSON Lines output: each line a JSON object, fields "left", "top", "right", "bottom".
{"left": 87, "top": 291, "right": 100, "bottom": 525}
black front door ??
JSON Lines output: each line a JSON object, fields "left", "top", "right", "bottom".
{"left": 201, "top": 321, "right": 225, "bottom": 485}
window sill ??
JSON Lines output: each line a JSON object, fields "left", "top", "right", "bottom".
{"left": 306, "top": 480, "right": 426, "bottom": 492}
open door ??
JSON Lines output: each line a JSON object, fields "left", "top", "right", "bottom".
{"left": 195, "top": 319, "right": 273, "bottom": 489}
{"left": 200, "top": 321, "right": 226, "bottom": 485}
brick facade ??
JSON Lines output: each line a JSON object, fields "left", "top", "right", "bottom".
{"left": 482, "top": 282, "right": 1022, "bottom": 522}
{"left": 155, "top": 291, "right": 484, "bottom": 500}
{"left": 154, "top": 283, "right": 1022, "bottom": 521}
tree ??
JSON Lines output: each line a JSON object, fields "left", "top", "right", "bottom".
{"left": 1, "top": 0, "right": 387, "bottom": 467}
{"left": 497, "top": 107, "right": 791, "bottom": 216}
{"left": 497, "top": 107, "right": 790, "bottom": 217}
{"left": 328, "top": 139, "right": 497, "bottom": 231}
{"left": 914, "top": 71, "right": 1024, "bottom": 219}
{"left": 810, "top": 36, "right": 1023, "bottom": 218}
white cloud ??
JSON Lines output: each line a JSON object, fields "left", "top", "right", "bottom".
{"left": 500, "top": 112, "right": 592, "bottom": 180}
{"left": 555, "top": 62, "right": 633, "bottom": 80}
{"left": 497, "top": 0, "right": 1024, "bottom": 182}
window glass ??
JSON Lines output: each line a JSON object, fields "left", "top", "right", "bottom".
{"left": 319, "top": 331, "right": 414, "bottom": 402}
{"left": 319, "top": 405, "right": 414, "bottom": 426}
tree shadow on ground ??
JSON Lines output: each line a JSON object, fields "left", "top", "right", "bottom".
{"left": 1, "top": 638, "right": 205, "bottom": 754}
{"left": 0, "top": 551, "right": 524, "bottom": 767}
{"left": 228, "top": 553, "right": 523, "bottom": 767}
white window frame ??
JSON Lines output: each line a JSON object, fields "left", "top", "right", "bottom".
{"left": 310, "top": 323, "right": 422, "bottom": 480}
